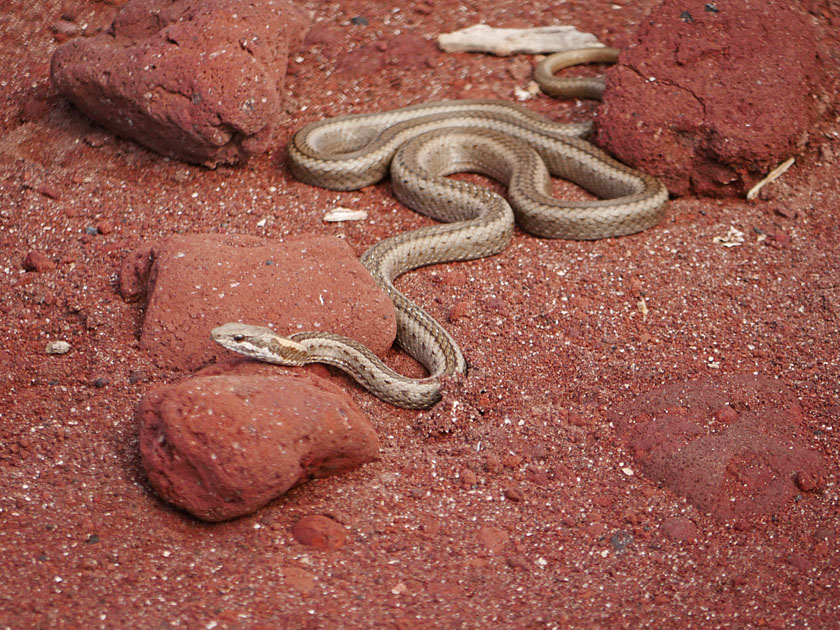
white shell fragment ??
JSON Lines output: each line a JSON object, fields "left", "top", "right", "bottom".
{"left": 514, "top": 85, "right": 533, "bottom": 101}
{"left": 713, "top": 226, "right": 746, "bottom": 247}
{"left": 323, "top": 207, "right": 368, "bottom": 222}
{"left": 437, "top": 24, "right": 604, "bottom": 56}
{"left": 46, "top": 340, "right": 71, "bottom": 355}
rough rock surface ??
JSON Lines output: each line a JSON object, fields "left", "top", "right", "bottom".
{"left": 593, "top": 0, "right": 824, "bottom": 197}
{"left": 609, "top": 374, "right": 828, "bottom": 520}
{"left": 138, "top": 371, "right": 379, "bottom": 521}
{"left": 119, "top": 233, "right": 395, "bottom": 371}
{"left": 51, "top": 0, "right": 311, "bottom": 166}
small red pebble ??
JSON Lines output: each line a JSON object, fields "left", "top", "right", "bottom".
{"left": 713, "top": 404, "right": 738, "bottom": 424}
{"left": 36, "top": 185, "right": 61, "bottom": 200}
{"left": 586, "top": 522, "right": 607, "bottom": 538}
{"left": 502, "top": 484, "right": 524, "bottom": 502}
{"left": 484, "top": 454, "right": 502, "bottom": 474}
{"left": 766, "top": 231, "right": 791, "bottom": 249}
{"left": 505, "top": 554, "right": 529, "bottom": 570}
{"left": 460, "top": 468, "right": 478, "bottom": 487}
{"left": 593, "top": 494, "right": 613, "bottom": 508}
{"left": 795, "top": 470, "right": 821, "bottom": 493}
{"left": 502, "top": 454, "right": 523, "bottom": 469}
{"left": 292, "top": 515, "right": 347, "bottom": 550}
{"left": 568, "top": 412, "right": 588, "bottom": 427}
{"left": 448, "top": 300, "right": 472, "bottom": 323}
{"left": 661, "top": 516, "right": 698, "bottom": 542}
{"left": 774, "top": 205, "right": 798, "bottom": 219}
{"left": 22, "top": 251, "right": 56, "bottom": 272}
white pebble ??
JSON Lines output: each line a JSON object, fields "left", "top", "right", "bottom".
{"left": 46, "top": 340, "right": 71, "bottom": 355}
{"left": 324, "top": 207, "right": 368, "bottom": 222}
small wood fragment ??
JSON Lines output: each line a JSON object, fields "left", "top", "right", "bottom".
{"left": 437, "top": 24, "right": 604, "bottom": 56}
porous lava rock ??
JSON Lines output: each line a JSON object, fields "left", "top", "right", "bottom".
{"left": 138, "top": 371, "right": 379, "bottom": 521}
{"left": 593, "top": 0, "right": 824, "bottom": 197}
{"left": 51, "top": 0, "right": 311, "bottom": 166}
{"left": 609, "top": 374, "right": 828, "bottom": 520}
{"left": 119, "top": 233, "right": 395, "bottom": 371}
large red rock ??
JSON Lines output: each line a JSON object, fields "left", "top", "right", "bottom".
{"left": 138, "top": 370, "right": 379, "bottom": 521}
{"left": 119, "top": 233, "right": 396, "bottom": 371}
{"left": 609, "top": 374, "right": 828, "bottom": 520}
{"left": 50, "top": 0, "right": 311, "bottom": 166}
{"left": 593, "top": 0, "right": 824, "bottom": 197}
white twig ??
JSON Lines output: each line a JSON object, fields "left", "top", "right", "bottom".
{"left": 746, "top": 157, "right": 795, "bottom": 200}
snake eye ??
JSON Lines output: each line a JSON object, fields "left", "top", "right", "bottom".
{"left": 233, "top": 334, "right": 245, "bottom": 342}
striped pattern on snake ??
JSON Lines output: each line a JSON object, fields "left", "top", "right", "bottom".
{"left": 212, "top": 49, "right": 668, "bottom": 409}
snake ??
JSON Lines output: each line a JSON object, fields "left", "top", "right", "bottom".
{"left": 212, "top": 48, "right": 668, "bottom": 409}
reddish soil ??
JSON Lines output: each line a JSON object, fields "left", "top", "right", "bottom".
{"left": 2, "top": 1, "right": 839, "bottom": 628}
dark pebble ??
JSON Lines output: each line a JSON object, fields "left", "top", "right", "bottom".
{"left": 350, "top": 15, "right": 369, "bottom": 25}
{"left": 128, "top": 370, "right": 146, "bottom": 384}
{"left": 85, "top": 226, "right": 99, "bottom": 235}
{"left": 610, "top": 530, "right": 634, "bottom": 552}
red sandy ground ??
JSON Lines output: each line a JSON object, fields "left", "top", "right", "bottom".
{"left": 1, "top": 1, "right": 839, "bottom": 628}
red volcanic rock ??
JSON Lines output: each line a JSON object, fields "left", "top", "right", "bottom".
{"left": 292, "top": 515, "right": 349, "bottom": 550}
{"left": 50, "top": 0, "right": 311, "bottom": 167}
{"left": 138, "top": 373, "right": 379, "bottom": 521}
{"left": 22, "top": 251, "right": 56, "bottom": 272}
{"left": 609, "top": 374, "right": 828, "bottom": 521}
{"left": 593, "top": 0, "right": 823, "bottom": 197}
{"left": 119, "top": 233, "right": 395, "bottom": 371}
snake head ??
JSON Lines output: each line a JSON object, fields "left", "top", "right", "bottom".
{"left": 211, "top": 323, "right": 308, "bottom": 366}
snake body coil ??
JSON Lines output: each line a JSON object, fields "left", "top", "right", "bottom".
{"left": 213, "top": 49, "right": 668, "bottom": 409}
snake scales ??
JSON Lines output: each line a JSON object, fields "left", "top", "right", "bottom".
{"left": 212, "top": 48, "right": 668, "bottom": 409}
